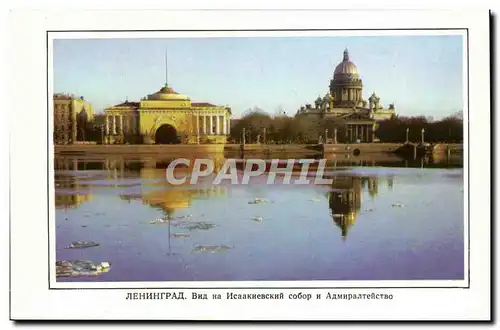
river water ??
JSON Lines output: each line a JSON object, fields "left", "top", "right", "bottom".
{"left": 54, "top": 153, "right": 464, "bottom": 282}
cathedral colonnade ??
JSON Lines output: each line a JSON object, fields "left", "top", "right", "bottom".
{"left": 344, "top": 123, "right": 376, "bottom": 143}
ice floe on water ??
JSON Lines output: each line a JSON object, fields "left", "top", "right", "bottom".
{"left": 192, "top": 245, "right": 234, "bottom": 253}
{"left": 65, "top": 241, "right": 100, "bottom": 249}
{"left": 251, "top": 216, "right": 264, "bottom": 223}
{"left": 178, "top": 222, "right": 218, "bottom": 231}
{"left": 248, "top": 198, "right": 269, "bottom": 205}
{"left": 56, "top": 260, "right": 110, "bottom": 277}
{"left": 171, "top": 233, "right": 191, "bottom": 239}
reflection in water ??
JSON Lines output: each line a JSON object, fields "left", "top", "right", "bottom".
{"left": 54, "top": 154, "right": 389, "bottom": 239}
{"left": 324, "top": 153, "right": 463, "bottom": 169}
{"left": 328, "top": 177, "right": 362, "bottom": 240}
{"left": 54, "top": 153, "right": 464, "bottom": 282}
{"left": 54, "top": 173, "right": 93, "bottom": 209}
{"left": 328, "top": 176, "right": 382, "bottom": 240}
{"left": 53, "top": 154, "right": 433, "bottom": 236}
{"left": 121, "top": 186, "right": 227, "bottom": 219}
{"left": 55, "top": 192, "right": 92, "bottom": 210}
{"left": 329, "top": 191, "right": 359, "bottom": 240}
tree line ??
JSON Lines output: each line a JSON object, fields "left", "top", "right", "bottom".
{"left": 376, "top": 112, "right": 463, "bottom": 143}
{"left": 229, "top": 108, "right": 463, "bottom": 144}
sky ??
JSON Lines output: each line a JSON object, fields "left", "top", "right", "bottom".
{"left": 53, "top": 35, "right": 464, "bottom": 119}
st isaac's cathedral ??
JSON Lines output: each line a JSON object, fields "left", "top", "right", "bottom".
{"left": 298, "top": 49, "right": 396, "bottom": 143}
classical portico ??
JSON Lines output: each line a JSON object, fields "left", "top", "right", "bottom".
{"left": 341, "top": 112, "right": 376, "bottom": 143}
{"left": 196, "top": 110, "right": 231, "bottom": 136}
{"left": 103, "top": 102, "right": 138, "bottom": 144}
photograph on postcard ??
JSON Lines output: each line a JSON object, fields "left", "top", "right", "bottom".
{"left": 49, "top": 31, "right": 467, "bottom": 286}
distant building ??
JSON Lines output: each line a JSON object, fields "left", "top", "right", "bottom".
{"left": 53, "top": 94, "right": 95, "bottom": 144}
{"left": 298, "top": 49, "right": 396, "bottom": 143}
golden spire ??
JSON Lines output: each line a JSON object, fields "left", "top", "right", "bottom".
{"left": 165, "top": 47, "right": 169, "bottom": 87}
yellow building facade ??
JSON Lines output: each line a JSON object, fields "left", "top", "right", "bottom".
{"left": 104, "top": 83, "right": 231, "bottom": 144}
{"left": 53, "top": 94, "right": 95, "bottom": 144}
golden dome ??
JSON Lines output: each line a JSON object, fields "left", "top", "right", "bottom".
{"left": 147, "top": 83, "right": 190, "bottom": 101}
{"left": 334, "top": 49, "right": 359, "bottom": 76}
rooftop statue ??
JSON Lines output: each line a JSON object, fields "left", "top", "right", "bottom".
{"left": 315, "top": 96, "right": 322, "bottom": 109}
{"left": 369, "top": 92, "right": 381, "bottom": 109}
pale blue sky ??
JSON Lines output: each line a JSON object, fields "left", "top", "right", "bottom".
{"left": 53, "top": 35, "right": 464, "bottom": 118}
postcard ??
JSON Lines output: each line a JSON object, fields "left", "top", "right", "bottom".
{"left": 9, "top": 9, "right": 491, "bottom": 321}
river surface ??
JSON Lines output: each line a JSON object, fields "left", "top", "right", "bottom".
{"left": 54, "top": 154, "right": 464, "bottom": 282}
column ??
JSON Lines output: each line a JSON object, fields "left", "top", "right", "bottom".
{"left": 222, "top": 116, "right": 227, "bottom": 135}
{"left": 360, "top": 125, "right": 364, "bottom": 142}
{"left": 132, "top": 115, "right": 137, "bottom": 134}
{"left": 112, "top": 115, "right": 116, "bottom": 135}
{"left": 355, "top": 125, "right": 358, "bottom": 141}
{"left": 202, "top": 115, "right": 207, "bottom": 134}
{"left": 126, "top": 116, "right": 130, "bottom": 135}
{"left": 105, "top": 115, "right": 109, "bottom": 135}
{"left": 63, "top": 126, "right": 69, "bottom": 144}
{"left": 209, "top": 115, "right": 214, "bottom": 134}
{"left": 71, "top": 109, "right": 77, "bottom": 143}
{"left": 119, "top": 115, "right": 123, "bottom": 135}
{"left": 227, "top": 118, "right": 230, "bottom": 135}
{"left": 215, "top": 115, "right": 220, "bottom": 135}
{"left": 196, "top": 113, "right": 200, "bottom": 143}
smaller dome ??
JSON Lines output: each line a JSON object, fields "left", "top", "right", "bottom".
{"left": 147, "top": 83, "right": 190, "bottom": 101}
{"left": 159, "top": 86, "right": 177, "bottom": 94}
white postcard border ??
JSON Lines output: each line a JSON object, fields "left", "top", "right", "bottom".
{"left": 10, "top": 9, "right": 490, "bottom": 320}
